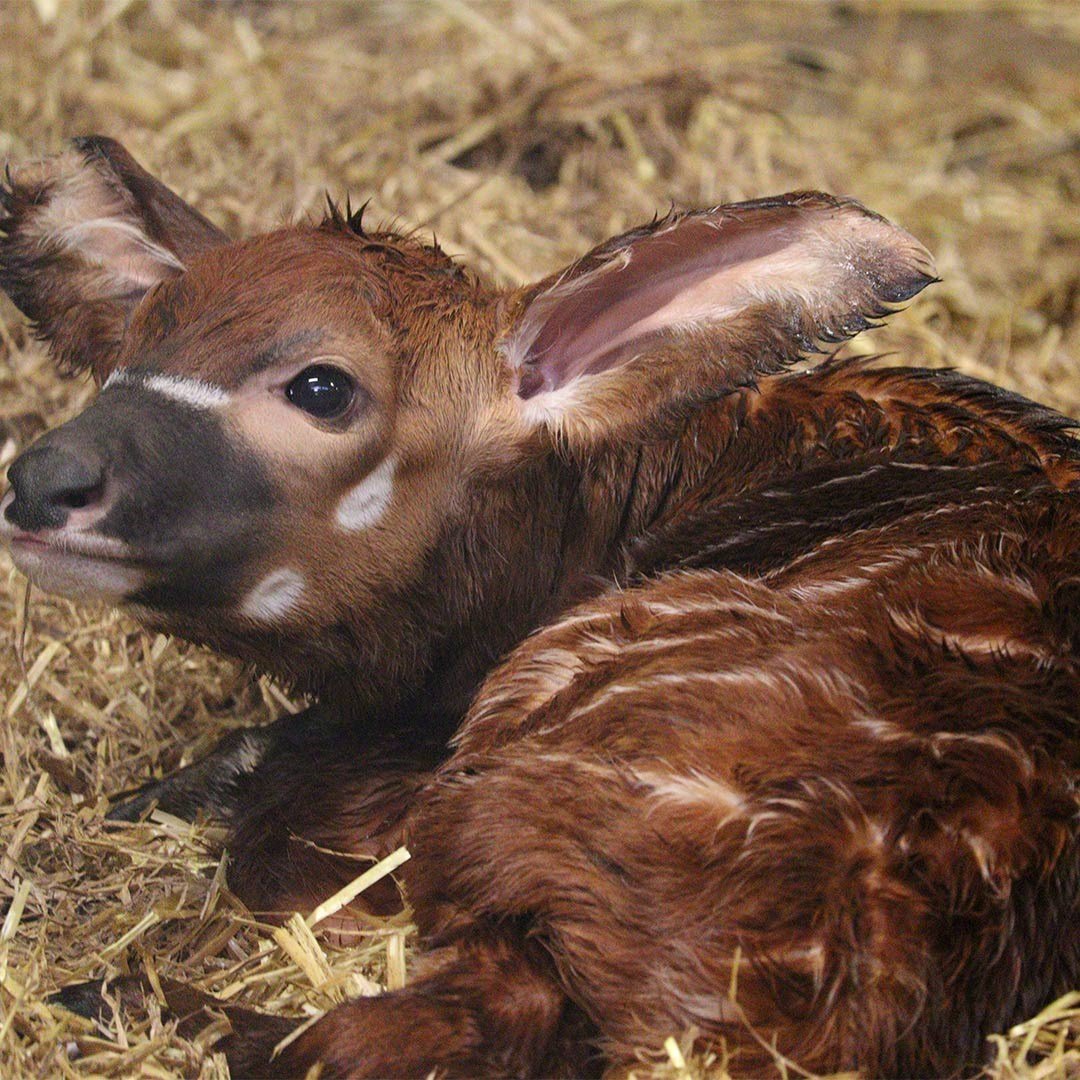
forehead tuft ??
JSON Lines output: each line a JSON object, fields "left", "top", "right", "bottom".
{"left": 319, "top": 203, "right": 465, "bottom": 279}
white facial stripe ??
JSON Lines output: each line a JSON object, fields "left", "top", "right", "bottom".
{"left": 142, "top": 373, "right": 231, "bottom": 409}
{"left": 104, "top": 369, "right": 230, "bottom": 410}
{"left": 240, "top": 568, "right": 306, "bottom": 624}
{"left": 336, "top": 454, "right": 397, "bottom": 532}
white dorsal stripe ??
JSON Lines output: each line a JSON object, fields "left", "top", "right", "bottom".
{"left": 336, "top": 454, "right": 397, "bottom": 532}
{"left": 104, "top": 368, "right": 230, "bottom": 410}
{"left": 240, "top": 568, "right": 306, "bottom": 623}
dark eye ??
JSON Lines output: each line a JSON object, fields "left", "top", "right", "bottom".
{"left": 285, "top": 364, "right": 355, "bottom": 420}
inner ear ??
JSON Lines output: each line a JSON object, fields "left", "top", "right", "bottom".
{"left": 512, "top": 217, "right": 772, "bottom": 398}
{"left": 39, "top": 136, "right": 226, "bottom": 295}
{"left": 72, "top": 136, "right": 226, "bottom": 267}
{"left": 505, "top": 194, "right": 936, "bottom": 402}
{"left": 0, "top": 136, "right": 229, "bottom": 378}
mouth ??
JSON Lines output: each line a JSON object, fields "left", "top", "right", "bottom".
{"left": 0, "top": 501, "right": 148, "bottom": 602}
{"left": 8, "top": 529, "right": 135, "bottom": 562}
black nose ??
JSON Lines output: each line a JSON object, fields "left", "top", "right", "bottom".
{"left": 5, "top": 442, "right": 105, "bottom": 531}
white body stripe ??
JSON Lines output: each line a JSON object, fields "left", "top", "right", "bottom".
{"left": 336, "top": 454, "right": 396, "bottom": 532}
{"left": 104, "top": 368, "right": 230, "bottom": 410}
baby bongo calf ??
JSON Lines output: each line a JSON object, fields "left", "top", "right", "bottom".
{"left": 1, "top": 137, "right": 1078, "bottom": 1077}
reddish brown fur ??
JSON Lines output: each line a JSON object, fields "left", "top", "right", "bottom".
{"left": 229, "top": 374, "right": 1080, "bottom": 1077}
{"left": 1, "top": 140, "right": 1077, "bottom": 1078}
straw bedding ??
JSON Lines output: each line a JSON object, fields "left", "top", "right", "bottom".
{"left": 0, "top": 2, "right": 1077, "bottom": 1076}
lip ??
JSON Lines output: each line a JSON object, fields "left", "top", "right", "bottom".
{"left": 8, "top": 529, "right": 138, "bottom": 563}
{"left": 0, "top": 510, "right": 149, "bottom": 602}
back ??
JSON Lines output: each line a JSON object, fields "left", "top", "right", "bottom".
{"left": 428, "top": 362, "right": 1080, "bottom": 1075}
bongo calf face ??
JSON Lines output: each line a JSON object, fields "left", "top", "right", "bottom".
{"left": 0, "top": 137, "right": 932, "bottom": 701}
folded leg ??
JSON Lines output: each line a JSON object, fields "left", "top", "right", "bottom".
{"left": 225, "top": 725, "right": 439, "bottom": 920}
{"left": 106, "top": 705, "right": 332, "bottom": 823}
{"left": 107, "top": 703, "right": 440, "bottom": 920}
{"left": 222, "top": 927, "right": 600, "bottom": 1079}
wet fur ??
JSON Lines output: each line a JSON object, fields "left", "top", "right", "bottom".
{"left": 1, "top": 140, "right": 1078, "bottom": 1078}
{"left": 228, "top": 364, "right": 1080, "bottom": 1077}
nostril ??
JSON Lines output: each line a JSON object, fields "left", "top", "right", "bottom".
{"left": 56, "top": 480, "right": 104, "bottom": 511}
{"left": 6, "top": 443, "right": 107, "bottom": 531}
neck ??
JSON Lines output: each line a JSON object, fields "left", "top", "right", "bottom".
{"left": 386, "top": 399, "right": 752, "bottom": 723}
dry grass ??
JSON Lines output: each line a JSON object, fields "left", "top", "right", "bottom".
{"left": 0, "top": 1, "right": 1078, "bottom": 1076}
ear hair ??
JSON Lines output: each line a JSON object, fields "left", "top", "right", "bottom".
{"left": 0, "top": 136, "right": 227, "bottom": 379}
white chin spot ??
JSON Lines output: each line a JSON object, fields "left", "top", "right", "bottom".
{"left": 240, "top": 568, "right": 306, "bottom": 624}
{"left": 336, "top": 455, "right": 396, "bottom": 532}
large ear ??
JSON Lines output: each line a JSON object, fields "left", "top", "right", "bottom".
{"left": 0, "top": 136, "right": 228, "bottom": 380}
{"left": 500, "top": 192, "right": 936, "bottom": 447}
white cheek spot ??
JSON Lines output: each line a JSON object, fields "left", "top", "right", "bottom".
{"left": 336, "top": 454, "right": 397, "bottom": 532}
{"left": 240, "top": 568, "right": 306, "bottom": 624}
{"left": 104, "top": 368, "right": 230, "bottom": 410}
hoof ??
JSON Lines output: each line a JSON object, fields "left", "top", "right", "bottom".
{"left": 49, "top": 973, "right": 152, "bottom": 1023}
{"left": 105, "top": 784, "right": 162, "bottom": 823}
{"left": 104, "top": 725, "right": 285, "bottom": 824}
{"left": 51, "top": 974, "right": 228, "bottom": 1040}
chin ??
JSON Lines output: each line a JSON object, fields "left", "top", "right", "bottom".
{"left": 5, "top": 535, "right": 147, "bottom": 605}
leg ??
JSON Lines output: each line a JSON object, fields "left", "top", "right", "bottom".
{"left": 56, "top": 719, "right": 440, "bottom": 1033}
{"left": 107, "top": 705, "right": 333, "bottom": 823}
{"left": 107, "top": 700, "right": 440, "bottom": 919}
{"left": 222, "top": 928, "right": 600, "bottom": 1078}
{"left": 224, "top": 726, "right": 439, "bottom": 919}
